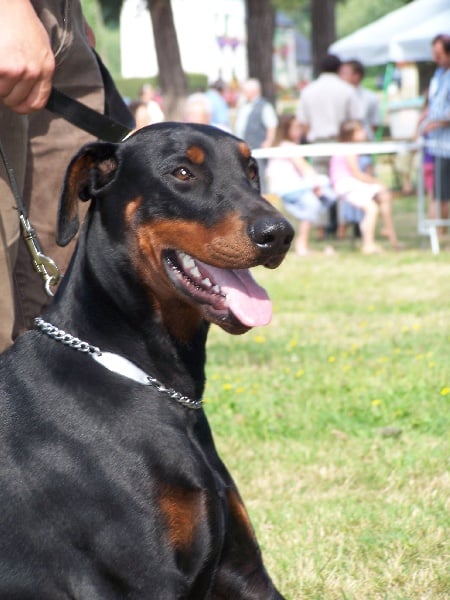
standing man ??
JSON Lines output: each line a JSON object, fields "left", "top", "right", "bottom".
{"left": 0, "top": 0, "right": 132, "bottom": 352}
{"left": 339, "top": 59, "right": 381, "bottom": 140}
{"left": 422, "top": 34, "right": 450, "bottom": 227}
{"left": 296, "top": 54, "right": 361, "bottom": 233}
{"left": 339, "top": 58, "right": 381, "bottom": 178}
{"left": 234, "top": 78, "right": 278, "bottom": 192}
{"left": 296, "top": 54, "right": 361, "bottom": 147}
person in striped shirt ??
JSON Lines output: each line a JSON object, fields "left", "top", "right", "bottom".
{"left": 422, "top": 34, "right": 450, "bottom": 227}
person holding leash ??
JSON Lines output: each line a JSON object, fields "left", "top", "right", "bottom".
{"left": 0, "top": 0, "right": 132, "bottom": 353}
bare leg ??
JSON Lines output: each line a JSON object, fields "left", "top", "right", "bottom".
{"left": 376, "top": 190, "right": 400, "bottom": 248}
{"left": 337, "top": 222, "right": 347, "bottom": 240}
{"left": 295, "top": 220, "right": 312, "bottom": 255}
{"left": 359, "top": 199, "right": 381, "bottom": 254}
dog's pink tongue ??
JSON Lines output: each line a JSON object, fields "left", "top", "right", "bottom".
{"left": 202, "top": 264, "right": 272, "bottom": 327}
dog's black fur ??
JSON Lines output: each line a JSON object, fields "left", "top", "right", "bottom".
{"left": 0, "top": 123, "right": 293, "bottom": 598}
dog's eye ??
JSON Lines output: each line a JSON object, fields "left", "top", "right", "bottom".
{"left": 173, "top": 167, "right": 194, "bottom": 181}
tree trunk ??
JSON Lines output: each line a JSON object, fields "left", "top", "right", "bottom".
{"left": 310, "top": 0, "right": 336, "bottom": 77}
{"left": 246, "top": 0, "right": 276, "bottom": 105}
{"left": 147, "top": 0, "right": 187, "bottom": 119}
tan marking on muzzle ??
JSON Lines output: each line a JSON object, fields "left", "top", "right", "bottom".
{"left": 135, "top": 213, "right": 257, "bottom": 269}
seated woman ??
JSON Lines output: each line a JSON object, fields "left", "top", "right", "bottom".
{"left": 330, "top": 119, "right": 400, "bottom": 254}
{"left": 267, "top": 114, "right": 336, "bottom": 256}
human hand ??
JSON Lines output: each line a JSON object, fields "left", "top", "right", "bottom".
{"left": 421, "top": 121, "right": 442, "bottom": 135}
{"left": 0, "top": 0, "right": 55, "bottom": 114}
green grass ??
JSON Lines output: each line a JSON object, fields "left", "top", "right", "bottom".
{"left": 203, "top": 199, "right": 450, "bottom": 599}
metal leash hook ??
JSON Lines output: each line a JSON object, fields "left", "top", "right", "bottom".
{"left": 1, "top": 135, "right": 62, "bottom": 297}
{"left": 19, "top": 214, "right": 61, "bottom": 296}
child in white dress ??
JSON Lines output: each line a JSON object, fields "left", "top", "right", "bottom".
{"left": 330, "top": 120, "right": 400, "bottom": 254}
{"left": 267, "top": 115, "right": 336, "bottom": 255}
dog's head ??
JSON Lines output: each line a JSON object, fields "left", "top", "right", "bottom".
{"left": 58, "top": 123, "right": 293, "bottom": 336}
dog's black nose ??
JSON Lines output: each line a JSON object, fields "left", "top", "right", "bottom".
{"left": 248, "top": 216, "right": 294, "bottom": 264}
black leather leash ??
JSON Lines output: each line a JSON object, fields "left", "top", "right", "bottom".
{"left": 46, "top": 87, "right": 132, "bottom": 143}
{"left": 46, "top": 50, "right": 135, "bottom": 143}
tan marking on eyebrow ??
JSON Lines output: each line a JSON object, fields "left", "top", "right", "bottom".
{"left": 238, "top": 142, "right": 251, "bottom": 159}
{"left": 186, "top": 145, "right": 205, "bottom": 164}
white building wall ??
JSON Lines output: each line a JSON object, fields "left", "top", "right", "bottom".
{"left": 120, "top": 0, "right": 247, "bottom": 83}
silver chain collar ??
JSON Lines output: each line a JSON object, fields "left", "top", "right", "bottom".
{"left": 34, "top": 317, "right": 203, "bottom": 410}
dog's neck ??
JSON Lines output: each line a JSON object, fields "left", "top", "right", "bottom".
{"left": 35, "top": 317, "right": 204, "bottom": 410}
{"left": 47, "top": 247, "right": 209, "bottom": 402}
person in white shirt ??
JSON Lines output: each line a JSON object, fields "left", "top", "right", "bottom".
{"left": 297, "top": 54, "right": 362, "bottom": 145}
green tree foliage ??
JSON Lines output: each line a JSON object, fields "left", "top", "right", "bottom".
{"left": 336, "top": 0, "right": 414, "bottom": 37}
{"left": 97, "top": 0, "right": 122, "bottom": 25}
{"left": 275, "top": 0, "right": 414, "bottom": 37}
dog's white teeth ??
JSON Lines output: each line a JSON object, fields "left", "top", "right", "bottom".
{"left": 180, "top": 252, "right": 196, "bottom": 271}
{"left": 177, "top": 251, "right": 221, "bottom": 294}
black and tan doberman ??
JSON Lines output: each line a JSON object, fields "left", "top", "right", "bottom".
{"left": 0, "top": 123, "right": 293, "bottom": 598}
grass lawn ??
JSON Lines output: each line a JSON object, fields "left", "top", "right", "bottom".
{"left": 203, "top": 195, "right": 450, "bottom": 599}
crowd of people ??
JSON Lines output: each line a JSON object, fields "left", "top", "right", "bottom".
{"left": 1, "top": 0, "right": 449, "bottom": 351}
{"left": 127, "top": 51, "right": 441, "bottom": 257}
{"left": 124, "top": 41, "right": 450, "bottom": 258}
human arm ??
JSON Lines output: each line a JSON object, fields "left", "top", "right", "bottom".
{"left": 421, "top": 71, "right": 450, "bottom": 135}
{"left": 260, "top": 126, "right": 276, "bottom": 148}
{"left": 421, "top": 118, "right": 450, "bottom": 135}
{"left": 0, "top": 0, "right": 55, "bottom": 114}
{"left": 260, "top": 103, "right": 278, "bottom": 148}
{"left": 296, "top": 99, "right": 310, "bottom": 140}
{"left": 348, "top": 88, "right": 364, "bottom": 121}
{"left": 345, "top": 154, "right": 380, "bottom": 184}
{"left": 291, "top": 155, "right": 316, "bottom": 177}
{"left": 367, "top": 92, "right": 381, "bottom": 136}
{"left": 416, "top": 107, "right": 429, "bottom": 138}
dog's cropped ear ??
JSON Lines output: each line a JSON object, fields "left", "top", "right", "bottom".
{"left": 57, "top": 142, "right": 119, "bottom": 246}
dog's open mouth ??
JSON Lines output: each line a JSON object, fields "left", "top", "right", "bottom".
{"left": 164, "top": 250, "right": 272, "bottom": 329}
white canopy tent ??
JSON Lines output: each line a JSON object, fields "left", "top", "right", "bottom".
{"left": 329, "top": 0, "right": 450, "bottom": 65}
{"left": 390, "top": 12, "right": 450, "bottom": 63}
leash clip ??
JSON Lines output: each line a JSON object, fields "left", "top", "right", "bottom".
{"left": 19, "top": 215, "right": 61, "bottom": 296}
